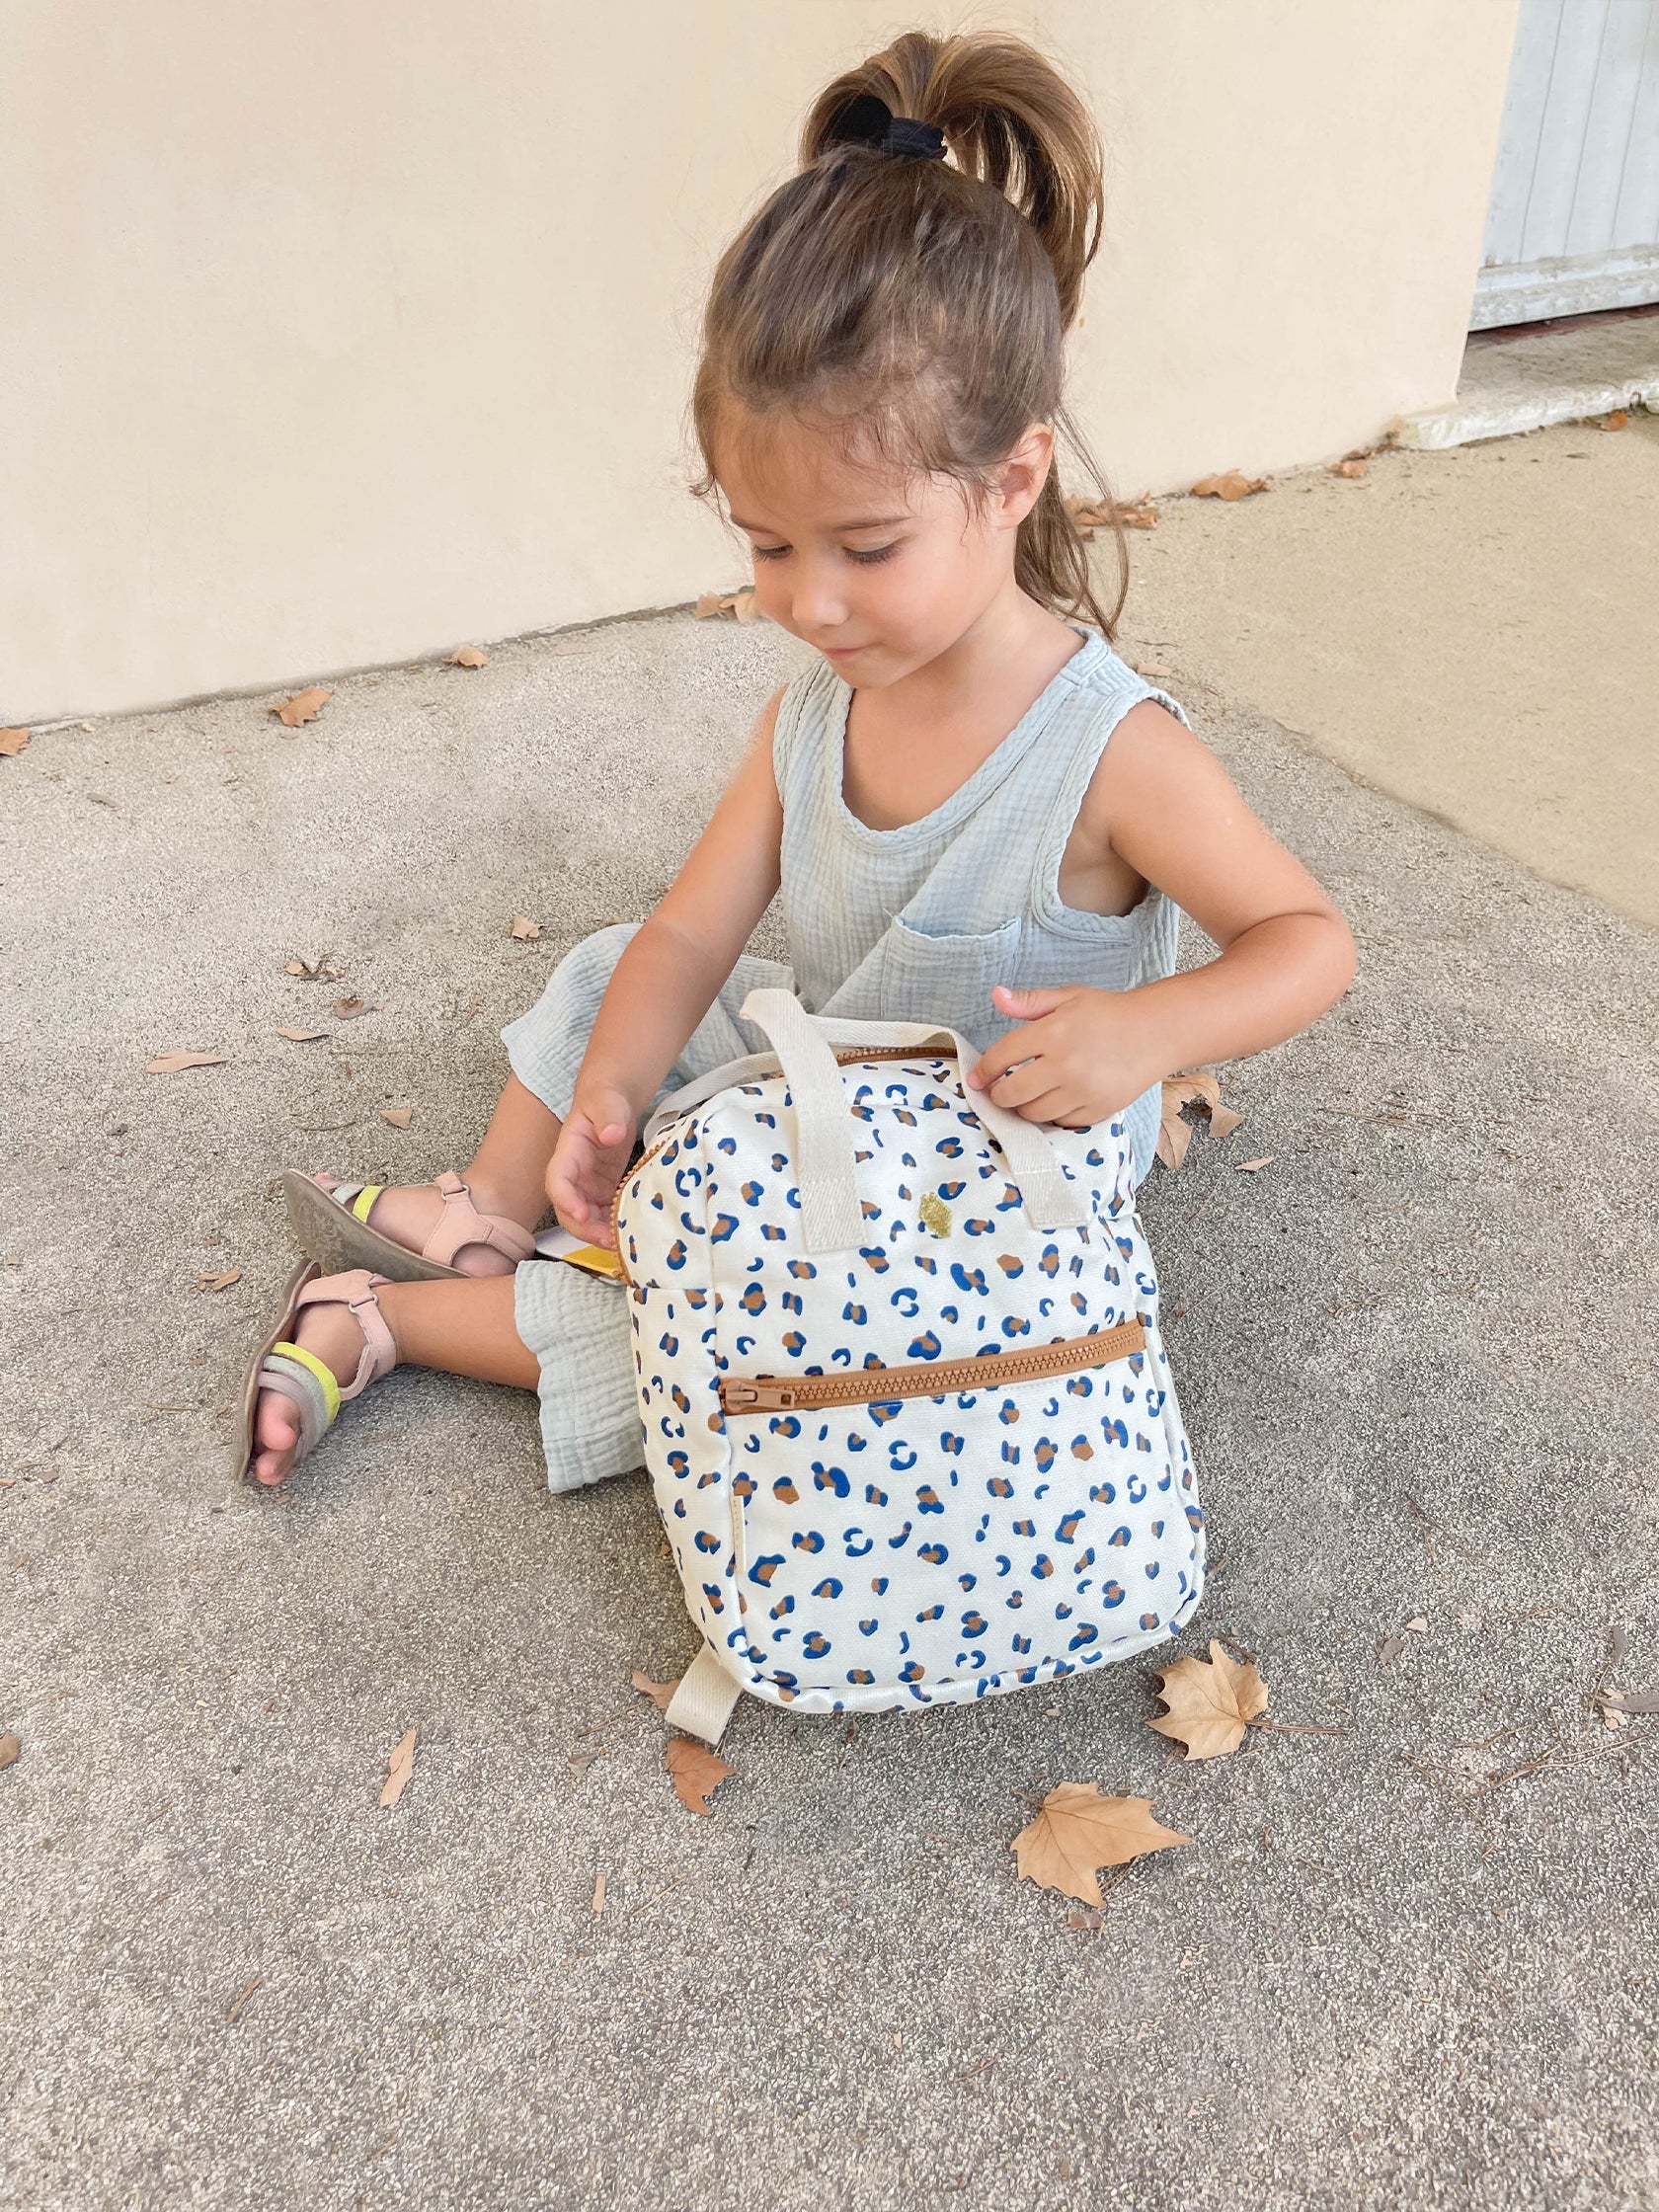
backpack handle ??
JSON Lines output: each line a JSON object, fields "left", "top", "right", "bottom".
{"left": 737, "top": 988, "right": 1090, "bottom": 1253}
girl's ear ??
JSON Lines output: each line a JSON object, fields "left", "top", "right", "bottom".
{"left": 992, "top": 423, "right": 1054, "bottom": 529}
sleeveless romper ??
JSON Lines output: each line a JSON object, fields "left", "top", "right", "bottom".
{"left": 501, "top": 621, "right": 1192, "bottom": 1492}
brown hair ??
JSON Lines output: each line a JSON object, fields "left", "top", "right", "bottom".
{"left": 687, "top": 27, "right": 1129, "bottom": 638}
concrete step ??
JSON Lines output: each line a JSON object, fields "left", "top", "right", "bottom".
{"left": 1391, "top": 309, "right": 1659, "bottom": 449}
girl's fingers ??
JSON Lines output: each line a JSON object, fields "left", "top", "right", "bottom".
{"left": 978, "top": 1056, "right": 1050, "bottom": 1111}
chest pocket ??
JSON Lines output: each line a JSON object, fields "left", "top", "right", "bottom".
{"left": 878, "top": 909, "right": 1022, "bottom": 1036}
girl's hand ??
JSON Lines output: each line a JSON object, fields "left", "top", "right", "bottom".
{"left": 965, "top": 984, "right": 1166, "bottom": 1129}
{"left": 546, "top": 1088, "right": 637, "bottom": 1248}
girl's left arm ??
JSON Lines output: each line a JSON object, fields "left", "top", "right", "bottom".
{"left": 967, "top": 699, "right": 1357, "bottom": 1126}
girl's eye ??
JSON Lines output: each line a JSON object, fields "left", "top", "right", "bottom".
{"left": 748, "top": 543, "right": 900, "bottom": 566}
{"left": 750, "top": 545, "right": 789, "bottom": 563}
{"left": 849, "top": 543, "right": 899, "bottom": 565}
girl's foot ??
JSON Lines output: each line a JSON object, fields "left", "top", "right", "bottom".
{"left": 243, "top": 1267, "right": 400, "bottom": 1489}
{"left": 283, "top": 1168, "right": 537, "bottom": 1284}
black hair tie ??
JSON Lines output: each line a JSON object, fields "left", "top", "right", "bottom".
{"left": 828, "top": 91, "right": 947, "bottom": 162}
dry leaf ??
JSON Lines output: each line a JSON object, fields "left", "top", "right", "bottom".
{"left": 694, "top": 587, "right": 760, "bottom": 624}
{"left": 591, "top": 1870, "right": 606, "bottom": 1916}
{"left": 1147, "top": 1639, "right": 1269, "bottom": 1759}
{"left": 1011, "top": 1782, "right": 1191, "bottom": 1904}
{"left": 1132, "top": 659, "right": 1173, "bottom": 680}
{"left": 381, "top": 1104, "right": 413, "bottom": 1130}
{"left": 666, "top": 1735, "right": 736, "bottom": 1816}
{"left": 0, "top": 727, "right": 31, "bottom": 757}
{"left": 1118, "top": 499, "right": 1158, "bottom": 530}
{"left": 276, "top": 1026, "right": 326, "bottom": 1044}
{"left": 379, "top": 1727, "right": 417, "bottom": 1808}
{"left": 631, "top": 1670, "right": 679, "bottom": 1712}
{"left": 283, "top": 953, "right": 330, "bottom": 979}
{"left": 332, "top": 995, "right": 373, "bottom": 1020}
{"left": 1332, "top": 458, "right": 1369, "bottom": 478}
{"left": 1156, "top": 1073, "right": 1243, "bottom": 1169}
{"left": 1403, "top": 1616, "right": 1429, "bottom": 1634}
{"left": 0, "top": 1733, "right": 19, "bottom": 1769}
{"left": 1597, "top": 1687, "right": 1659, "bottom": 1714}
{"left": 1234, "top": 1155, "right": 1274, "bottom": 1174}
{"left": 509, "top": 915, "right": 542, "bottom": 941}
{"left": 1599, "top": 410, "right": 1629, "bottom": 431}
{"left": 272, "top": 686, "right": 332, "bottom": 728}
{"left": 198, "top": 1269, "right": 243, "bottom": 1292}
{"left": 147, "top": 1051, "right": 227, "bottom": 1074}
{"left": 1192, "top": 470, "right": 1268, "bottom": 501}
{"left": 448, "top": 645, "right": 489, "bottom": 668}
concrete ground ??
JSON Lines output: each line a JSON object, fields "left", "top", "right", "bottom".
{"left": 1119, "top": 410, "right": 1659, "bottom": 929}
{"left": 2, "top": 453, "right": 1657, "bottom": 2211}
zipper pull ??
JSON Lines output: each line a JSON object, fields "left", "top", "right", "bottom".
{"left": 723, "top": 1380, "right": 797, "bottom": 1411}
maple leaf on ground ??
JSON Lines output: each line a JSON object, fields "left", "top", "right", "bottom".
{"left": 509, "top": 915, "right": 542, "bottom": 941}
{"left": 379, "top": 1727, "right": 417, "bottom": 1808}
{"left": 1156, "top": 1073, "right": 1244, "bottom": 1169}
{"left": 448, "top": 645, "right": 489, "bottom": 668}
{"left": 272, "top": 686, "right": 332, "bottom": 728}
{"left": 198, "top": 1269, "right": 243, "bottom": 1292}
{"left": 0, "top": 1733, "right": 20, "bottom": 1769}
{"left": 381, "top": 1104, "right": 414, "bottom": 1130}
{"left": 1192, "top": 470, "right": 1268, "bottom": 501}
{"left": 1012, "top": 1783, "right": 1191, "bottom": 1905}
{"left": 276, "top": 1026, "right": 326, "bottom": 1043}
{"left": 631, "top": 1670, "right": 679, "bottom": 1712}
{"left": 1148, "top": 1639, "right": 1269, "bottom": 1760}
{"left": 332, "top": 996, "right": 374, "bottom": 1019}
{"left": 1332, "top": 458, "right": 1369, "bottom": 478}
{"left": 666, "top": 1735, "right": 735, "bottom": 1816}
{"left": 693, "top": 587, "right": 759, "bottom": 624}
{"left": 0, "top": 727, "right": 31, "bottom": 757}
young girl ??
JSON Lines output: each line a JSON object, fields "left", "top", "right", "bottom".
{"left": 237, "top": 28, "right": 1355, "bottom": 1494}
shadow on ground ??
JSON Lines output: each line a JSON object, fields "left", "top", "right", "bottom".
{"left": 2, "top": 596, "right": 1656, "bottom": 2211}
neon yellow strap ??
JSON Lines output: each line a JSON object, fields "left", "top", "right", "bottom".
{"left": 560, "top": 1244, "right": 623, "bottom": 1279}
{"left": 350, "top": 1185, "right": 384, "bottom": 1225}
{"left": 271, "top": 1340, "right": 341, "bottom": 1427}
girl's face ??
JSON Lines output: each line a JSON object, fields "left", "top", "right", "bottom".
{"left": 715, "top": 410, "right": 1052, "bottom": 684}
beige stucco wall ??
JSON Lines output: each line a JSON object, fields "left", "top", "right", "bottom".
{"left": 1, "top": 1, "right": 1519, "bottom": 723}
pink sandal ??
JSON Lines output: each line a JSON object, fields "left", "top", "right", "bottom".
{"left": 234, "top": 1263, "right": 399, "bottom": 1489}
{"left": 281, "top": 1167, "right": 536, "bottom": 1284}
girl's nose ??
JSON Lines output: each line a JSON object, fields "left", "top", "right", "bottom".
{"left": 787, "top": 568, "right": 851, "bottom": 633}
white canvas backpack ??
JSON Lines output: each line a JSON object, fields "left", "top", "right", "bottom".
{"left": 610, "top": 989, "right": 1207, "bottom": 1746}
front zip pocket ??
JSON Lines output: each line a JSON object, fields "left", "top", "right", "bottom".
{"left": 719, "top": 1318, "right": 1146, "bottom": 1414}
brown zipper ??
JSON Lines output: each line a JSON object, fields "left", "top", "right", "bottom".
{"left": 718, "top": 1318, "right": 1145, "bottom": 1414}
{"left": 607, "top": 1044, "right": 970, "bottom": 1288}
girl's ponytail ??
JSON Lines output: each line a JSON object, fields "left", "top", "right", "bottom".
{"left": 691, "top": 28, "right": 1130, "bottom": 639}
{"left": 801, "top": 31, "right": 1103, "bottom": 332}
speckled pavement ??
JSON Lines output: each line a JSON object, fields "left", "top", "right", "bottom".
{"left": 2, "top": 578, "right": 1655, "bottom": 2210}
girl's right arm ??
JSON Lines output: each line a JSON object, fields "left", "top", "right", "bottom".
{"left": 547, "top": 685, "right": 788, "bottom": 1244}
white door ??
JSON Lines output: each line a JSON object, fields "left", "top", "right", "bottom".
{"left": 1474, "top": 0, "right": 1659, "bottom": 328}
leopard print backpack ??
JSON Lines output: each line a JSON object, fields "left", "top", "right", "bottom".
{"left": 610, "top": 988, "right": 1207, "bottom": 1746}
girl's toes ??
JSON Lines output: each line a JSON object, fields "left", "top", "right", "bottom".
{"left": 253, "top": 1390, "right": 300, "bottom": 1486}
